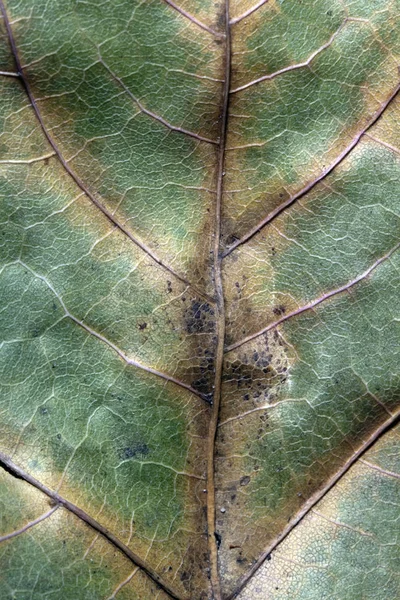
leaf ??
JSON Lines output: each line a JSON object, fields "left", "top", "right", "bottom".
{"left": 0, "top": 1, "right": 399, "bottom": 599}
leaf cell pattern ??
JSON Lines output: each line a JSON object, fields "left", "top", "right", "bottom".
{"left": 0, "top": 1, "right": 400, "bottom": 599}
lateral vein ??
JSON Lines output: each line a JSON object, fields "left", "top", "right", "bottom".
{"left": 0, "top": 452, "right": 188, "bottom": 600}
{"left": 162, "top": 0, "right": 225, "bottom": 37}
{"left": 225, "top": 243, "right": 400, "bottom": 352}
{"left": 223, "top": 82, "right": 400, "bottom": 256}
{"left": 0, "top": 0, "right": 204, "bottom": 296}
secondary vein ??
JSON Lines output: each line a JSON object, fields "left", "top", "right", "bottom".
{"left": 0, "top": 0, "right": 207, "bottom": 298}
{"left": 0, "top": 452, "right": 187, "bottom": 600}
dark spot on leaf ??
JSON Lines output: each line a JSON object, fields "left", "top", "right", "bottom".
{"left": 226, "top": 233, "right": 239, "bottom": 246}
{"left": 120, "top": 443, "right": 149, "bottom": 459}
{"left": 240, "top": 475, "right": 250, "bottom": 486}
{"left": 185, "top": 300, "right": 215, "bottom": 334}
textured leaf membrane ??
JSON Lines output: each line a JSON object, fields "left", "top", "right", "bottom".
{"left": 0, "top": 0, "right": 399, "bottom": 599}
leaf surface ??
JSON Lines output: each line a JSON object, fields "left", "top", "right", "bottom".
{"left": 0, "top": 1, "right": 399, "bottom": 599}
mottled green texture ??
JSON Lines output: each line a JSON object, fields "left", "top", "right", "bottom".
{"left": 7, "top": 0, "right": 221, "bottom": 276}
{"left": 0, "top": 268, "right": 206, "bottom": 539}
{"left": 1, "top": 0, "right": 400, "bottom": 599}
{"left": 224, "top": 140, "right": 400, "bottom": 343}
{"left": 0, "top": 471, "right": 169, "bottom": 600}
{"left": 238, "top": 425, "right": 400, "bottom": 600}
{"left": 249, "top": 252, "right": 399, "bottom": 512}
{"left": 224, "top": 0, "right": 400, "bottom": 240}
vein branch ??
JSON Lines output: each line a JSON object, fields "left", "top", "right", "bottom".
{"left": 226, "top": 408, "right": 400, "bottom": 600}
{"left": 225, "top": 243, "right": 400, "bottom": 352}
{"left": 0, "top": 69, "right": 19, "bottom": 77}
{"left": 223, "top": 82, "right": 400, "bottom": 257}
{"left": 18, "top": 260, "right": 208, "bottom": 402}
{"left": 162, "top": 0, "right": 224, "bottom": 37}
{"left": 0, "top": 0, "right": 202, "bottom": 295}
{"left": 230, "top": 20, "right": 347, "bottom": 93}
{"left": 360, "top": 459, "right": 400, "bottom": 480}
{"left": 99, "top": 54, "right": 219, "bottom": 145}
{"left": 0, "top": 452, "right": 187, "bottom": 600}
{"left": 0, "top": 505, "right": 59, "bottom": 543}
{"left": 229, "top": 0, "right": 270, "bottom": 25}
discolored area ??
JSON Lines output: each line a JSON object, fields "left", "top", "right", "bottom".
{"left": 0, "top": 470, "right": 172, "bottom": 600}
{"left": 217, "top": 250, "right": 400, "bottom": 594}
{"left": 223, "top": 0, "right": 400, "bottom": 244}
{"left": 1, "top": 0, "right": 400, "bottom": 599}
{"left": 0, "top": 76, "right": 217, "bottom": 392}
{"left": 2, "top": 0, "right": 223, "bottom": 283}
{"left": 223, "top": 138, "right": 400, "bottom": 345}
{"left": 237, "top": 424, "right": 400, "bottom": 600}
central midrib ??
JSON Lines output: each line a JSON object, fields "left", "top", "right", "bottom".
{"left": 206, "top": 1, "right": 232, "bottom": 598}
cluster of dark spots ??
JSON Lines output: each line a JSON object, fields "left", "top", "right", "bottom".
{"left": 184, "top": 300, "right": 215, "bottom": 335}
{"left": 119, "top": 443, "right": 149, "bottom": 460}
{"left": 273, "top": 305, "right": 286, "bottom": 316}
{"left": 214, "top": 531, "right": 222, "bottom": 549}
{"left": 182, "top": 299, "right": 217, "bottom": 397}
{"left": 224, "top": 361, "right": 252, "bottom": 388}
{"left": 167, "top": 280, "right": 173, "bottom": 293}
{"left": 191, "top": 346, "right": 216, "bottom": 398}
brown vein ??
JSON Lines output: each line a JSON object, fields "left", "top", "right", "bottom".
{"left": 230, "top": 0, "right": 270, "bottom": 25}
{"left": 206, "top": 2, "right": 231, "bottom": 598}
{"left": 162, "top": 0, "right": 225, "bottom": 37}
{"left": 19, "top": 260, "right": 208, "bottom": 403}
{"left": 225, "top": 243, "right": 400, "bottom": 353}
{"left": 0, "top": 0, "right": 205, "bottom": 298}
{"left": 99, "top": 54, "right": 219, "bottom": 145}
{"left": 70, "top": 315, "right": 209, "bottom": 402}
{"left": 223, "top": 82, "right": 400, "bottom": 257}
{"left": 226, "top": 408, "right": 400, "bottom": 600}
{"left": 230, "top": 20, "right": 347, "bottom": 93}
{"left": 0, "top": 505, "right": 59, "bottom": 543}
{"left": 0, "top": 452, "right": 187, "bottom": 600}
